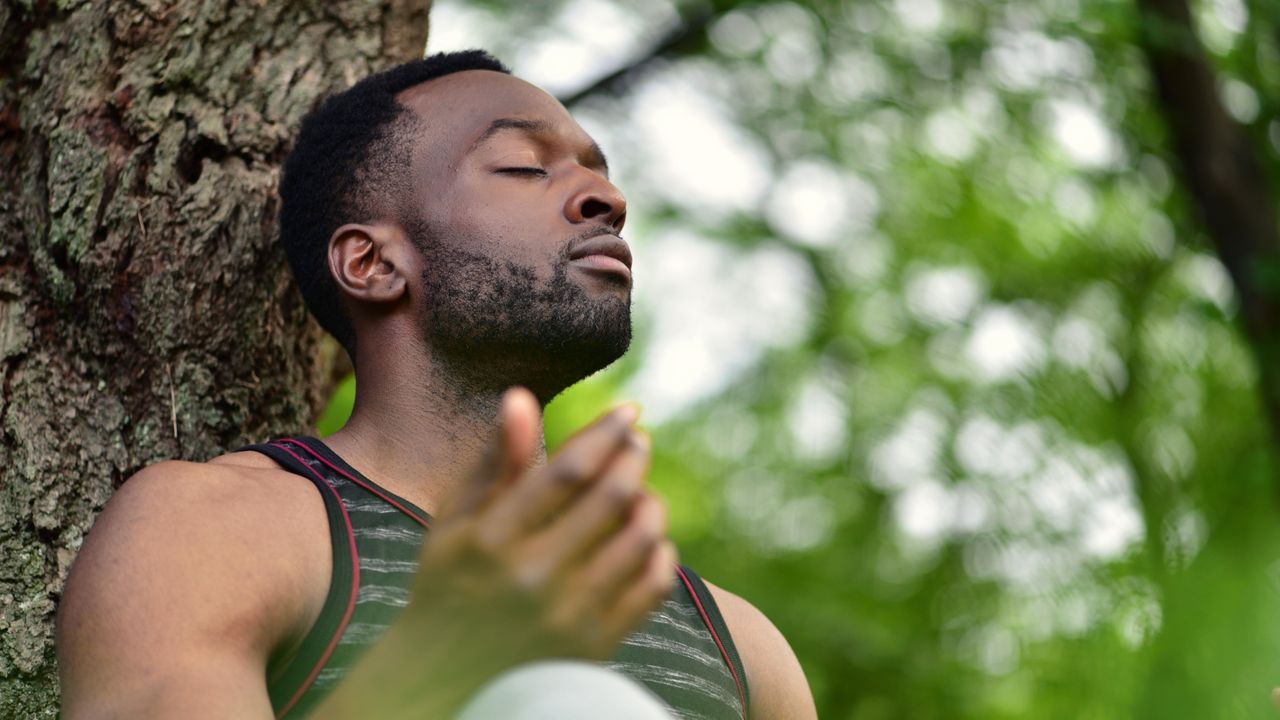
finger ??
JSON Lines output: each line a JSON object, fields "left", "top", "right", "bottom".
{"left": 573, "top": 491, "right": 668, "bottom": 604}
{"left": 528, "top": 431, "right": 650, "bottom": 580}
{"left": 442, "top": 387, "right": 540, "bottom": 518}
{"left": 494, "top": 387, "right": 540, "bottom": 490}
{"left": 1271, "top": 688, "right": 1280, "bottom": 712}
{"left": 600, "top": 540, "right": 678, "bottom": 646}
{"left": 482, "top": 403, "right": 639, "bottom": 542}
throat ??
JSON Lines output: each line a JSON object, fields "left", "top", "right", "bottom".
{"left": 320, "top": 370, "right": 546, "bottom": 517}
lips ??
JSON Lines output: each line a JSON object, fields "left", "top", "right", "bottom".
{"left": 569, "top": 233, "right": 632, "bottom": 270}
{"left": 568, "top": 232, "right": 632, "bottom": 282}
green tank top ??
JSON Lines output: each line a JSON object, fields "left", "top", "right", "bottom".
{"left": 244, "top": 437, "right": 750, "bottom": 720}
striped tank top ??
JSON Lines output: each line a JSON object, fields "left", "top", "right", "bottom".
{"left": 243, "top": 436, "right": 750, "bottom": 720}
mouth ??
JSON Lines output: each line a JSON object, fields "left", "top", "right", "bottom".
{"left": 568, "top": 231, "right": 632, "bottom": 282}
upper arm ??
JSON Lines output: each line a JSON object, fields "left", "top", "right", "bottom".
{"left": 704, "top": 581, "right": 817, "bottom": 720}
{"left": 57, "top": 461, "right": 319, "bottom": 719}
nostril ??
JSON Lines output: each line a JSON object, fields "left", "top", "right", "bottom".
{"left": 581, "top": 198, "right": 612, "bottom": 219}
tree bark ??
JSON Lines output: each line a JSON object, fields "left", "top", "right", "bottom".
{"left": 0, "top": 1, "right": 429, "bottom": 714}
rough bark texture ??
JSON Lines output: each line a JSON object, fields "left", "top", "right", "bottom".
{"left": 1136, "top": 0, "right": 1280, "bottom": 454}
{"left": 0, "top": 0, "right": 429, "bottom": 715}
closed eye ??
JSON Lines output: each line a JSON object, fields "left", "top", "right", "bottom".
{"left": 496, "top": 167, "right": 548, "bottom": 177}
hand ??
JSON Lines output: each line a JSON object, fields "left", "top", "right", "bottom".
{"left": 308, "top": 389, "right": 676, "bottom": 720}
{"left": 406, "top": 389, "right": 674, "bottom": 692}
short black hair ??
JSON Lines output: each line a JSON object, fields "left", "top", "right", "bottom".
{"left": 278, "top": 49, "right": 511, "bottom": 357}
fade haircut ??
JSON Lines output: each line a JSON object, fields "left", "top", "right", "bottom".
{"left": 278, "top": 49, "right": 511, "bottom": 357}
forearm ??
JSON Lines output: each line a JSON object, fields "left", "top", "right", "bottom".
{"left": 308, "top": 617, "right": 522, "bottom": 720}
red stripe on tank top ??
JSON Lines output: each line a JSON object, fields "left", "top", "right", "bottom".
{"left": 270, "top": 441, "right": 362, "bottom": 719}
{"left": 675, "top": 566, "right": 748, "bottom": 719}
{"left": 279, "top": 438, "right": 430, "bottom": 529}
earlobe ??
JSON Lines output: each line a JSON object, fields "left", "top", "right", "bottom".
{"left": 328, "top": 223, "right": 409, "bottom": 306}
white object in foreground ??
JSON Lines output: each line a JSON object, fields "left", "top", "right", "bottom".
{"left": 455, "top": 661, "right": 676, "bottom": 720}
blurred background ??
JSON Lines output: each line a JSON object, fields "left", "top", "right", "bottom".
{"left": 317, "top": 1, "right": 1280, "bottom": 717}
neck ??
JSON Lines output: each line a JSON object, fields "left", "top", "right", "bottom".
{"left": 322, "top": 336, "right": 548, "bottom": 516}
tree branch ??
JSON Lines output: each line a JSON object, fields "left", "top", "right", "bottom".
{"left": 557, "top": 5, "right": 716, "bottom": 108}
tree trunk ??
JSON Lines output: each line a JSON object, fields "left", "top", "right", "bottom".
{"left": 0, "top": 1, "right": 429, "bottom": 714}
{"left": 1133, "top": 1, "right": 1280, "bottom": 714}
{"left": 1136, "top": 0, "right": 1280, "bottom": 459}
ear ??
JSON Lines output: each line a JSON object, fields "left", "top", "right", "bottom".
{"left": 327, "top": 223, "right": 411, "bottom": 306}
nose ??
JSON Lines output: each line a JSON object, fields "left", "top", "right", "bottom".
{"left": 565, "top": 171, "right": 627, "bottom": 232}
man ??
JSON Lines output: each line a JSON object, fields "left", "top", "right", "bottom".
{"left": 56, "top": 50, "right": 816, "bottom": 719}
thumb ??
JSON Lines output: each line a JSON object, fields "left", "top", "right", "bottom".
{"left": 446, "top": 387, "right": 540, "bottom": 517}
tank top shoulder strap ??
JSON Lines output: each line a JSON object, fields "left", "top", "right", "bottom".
{"left": 236, "top": 439, "right": 361, "bottom": 718}
{"left": 676, "top": 564, "right": 751, "bottom": 717}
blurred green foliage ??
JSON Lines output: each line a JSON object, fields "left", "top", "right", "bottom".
{"left": 315, "top": 373, "right": 356, "bottom": 437}
{"left": 318, "top": 0, "right": 1280, "bottom": 716}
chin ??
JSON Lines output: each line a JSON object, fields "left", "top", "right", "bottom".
{"left": 423, "top": 255, "right": 633, "bottom": 403}
{"left": 522, "top": 332, "right": 632, "bottom": 406}
{"left": 432, "top": 319, "right": 632, "bottom": 408}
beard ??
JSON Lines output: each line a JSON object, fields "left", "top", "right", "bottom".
{"left": 408, "top": 218, "right": 632, "bottom": 405}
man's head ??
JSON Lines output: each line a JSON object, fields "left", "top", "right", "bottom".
{"left": 279, "top": 50, "right": 631, "bottom": 404}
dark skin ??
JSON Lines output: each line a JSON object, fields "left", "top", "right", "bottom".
{"left": 56, "top": 70, "right": 816, "bottom": 720}
{"left": 321, "top": 70, "right": 631, "bottom": 515}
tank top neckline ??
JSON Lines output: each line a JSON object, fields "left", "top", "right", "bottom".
{"left": 248, "top": 436, "right": 750, "bottom": 720}
{"left": 289, "top": 436, "right": 433, "bottom": 525}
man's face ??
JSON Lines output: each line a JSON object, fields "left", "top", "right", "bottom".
{"left": 394, "top": 71, "right": 631, "bottom": 403}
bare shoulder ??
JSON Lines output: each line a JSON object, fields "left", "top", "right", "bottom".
{"left": 704, "top": 579, "right": 818, "bottom": 720}
{"left": 67, "top": 453, "right": 326, "bottom": 577}
{"left": 58, "top": 453, "right": 329, "bottom": 717}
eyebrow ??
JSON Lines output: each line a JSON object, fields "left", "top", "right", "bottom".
{"left": 469, "top": 116, "right": 610, "bottom": 173}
